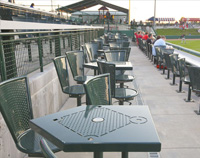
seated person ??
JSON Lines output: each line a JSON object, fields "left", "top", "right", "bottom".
{"left": 146, "top": 34, "right": 153, "bottom": 44}
{"left": 152, "top": 35, "right": 166, "bottom": 56}
{"left": 136, "top": 31, "right": 142, "bottom": 45}
{"left": 142, "top": 32, "right": 149, "bottom": 40}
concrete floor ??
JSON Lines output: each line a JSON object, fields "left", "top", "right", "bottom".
{"left": 55, "top": 44, "right": 200, "bottom": 158}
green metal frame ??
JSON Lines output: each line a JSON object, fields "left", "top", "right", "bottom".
{"left": 0, "top": 28, "right": 103, "bottom": 82}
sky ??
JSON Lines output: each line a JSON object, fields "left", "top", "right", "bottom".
{"left": 11, "top": 0, "right": 200, "bottom": 22}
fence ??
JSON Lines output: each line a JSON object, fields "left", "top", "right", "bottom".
{"left": 0, "top": 28, "right": 104, "bottom": 82}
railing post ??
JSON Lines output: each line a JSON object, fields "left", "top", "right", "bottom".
{"left": 27, "top": 41, "right": 32, "bottom": 62}
{"left": 0, "top": 36, "right": 7, "bottom": 81}
{"left": 63, "top": 36, "right": 66, "bottom": 49}
{"left": 49, "top": 38, "right": 52, "bottom": 54}
{"left": 70, "top": 33, "right": 73, "bottom": 51}
{"left": 79, "top": 32, "right": 81, "bottom": 50}
{"left": 38, "top": 33, "right": 43, "bottom": 72}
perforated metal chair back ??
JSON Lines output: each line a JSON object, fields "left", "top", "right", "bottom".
{"left": 66, "top": 51, "right": 84, "bottom": 79}
{"left": 94, "top": 39, "right": 103, "bottom": 49}
{"left": 178, "top": 58, "right": 188, "bottom": 80}
{"left": 97, "top": 61, "right": 116, "bottom": 97}
{"left": 109, "top": 42, "right": 122, "bottom": 48}
{"left": 81, "top": 45, "right": 89, "bottom": 63}
{"left": 163, "top": 53, "right": 172, "bottom": 70}
{"left": 0, "top": 76, "right": 60, "bottom": 156}
{"left": 109, "top": 47, "right": 131, "bottom": 61}
{"left": 0, "top": 77, "right": 33, "bottom": 146}
{"left": 155, "top": 47, "right": 163, "bottom": 62}
{"left": 85, "top": 42, "right": 99, "bottom": 62}
{"left": 122, "top": 41, "right": 130, "bottom": 47}
{"left": 53, "top": 56, "right": 70, "bottom": 92}
{"left": 188, "top": 66, "right": 200, "bottom": 93}
{"left": 169, "top": 54, "right": 179, "bottom": 74}
{"left": 104, "top": 50, "right": 127, "bottom": 61}
{"left": 84, "top": 73, "right": 112, "bottom": 105}
{"left": 161, "top": 48, "right": 174, "bottom": 54}
{"left": 40, "top": 139, "right": 57, "bottom": 158}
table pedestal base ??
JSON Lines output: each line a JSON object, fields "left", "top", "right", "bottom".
{"left": 122, "top": 152, "right": 128, "bottom": 158}
{"left": 94, "top": 152, "right": 103, "bottom": 158}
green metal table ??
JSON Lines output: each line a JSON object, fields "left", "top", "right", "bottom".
{"left": 84, "top": 61, "right": 133, "bottom": 75}
{"left": 29, "top": 105, "right": 161, "bottom": 158}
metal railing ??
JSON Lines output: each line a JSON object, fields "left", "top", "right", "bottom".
{"left": 0, "top": 29, "right": 104, "bottom": 82}
{"left": 166, "top": 42, "right": 200, "bottom": 57}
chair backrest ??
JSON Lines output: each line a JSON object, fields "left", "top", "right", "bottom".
{"left": 40, "top": 138, "right": 57, "bottom": 158}
{"left": 163, "top": 53, "right": 172, "bottom": 69}
{"left": 178, "top": 58, "right": 188, "bottom": 80}
{"left": 169, "top": 54, "right": 179, "bottom": 74}
{"left": 53, "top": 56, "right": 70, "bottom": 92}
{"left": 85, "top": 42, "right": 99, "bottom": 62}
{"left": 94, "top": 39, "right": 103, "bottom": 49}
{"left": 188, "top": 66, "right": 200, "bottom": 93}
{"left": 109, "top": 47, "right": 131, "bottom": 61}
{"left": 66, "top": 51, "right": 84, "bottom": 79}
{"left": 155, "top": 47, "right": 162, "bottom": 61}
{"left": 0, "top": 76, "right": 33, "bottom": 146}
{"left": 104, "top": 50, "right": 127, "bottom": 61}
{"left": 84, "top": 73, "right": 112, "bottom": 105}
{"left": 161, "top": 48, "right": 174, "bottom": 54}
{"left": 97, "top": 61, "right": 116, "bottom": 97}
{"left": 122, "top": 41, "right": 130, "bottom": 47}
{"left": 81, "top": 45, "right": 89, "bottom": 63}
{"left": 109, "top": 42, "right": 121, "bottom": 48}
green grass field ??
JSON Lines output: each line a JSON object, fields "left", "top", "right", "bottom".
{"left": 157, "top": 29, "right": 200, "bottom": 36}
{"left": 167, "top": 39, "right": 200, "bottom": 52}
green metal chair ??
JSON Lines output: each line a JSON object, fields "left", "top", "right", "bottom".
{"left": 109, "top": 42, "right": 122, "bottom": 48}
{"left": 177, "top": 58, "right": 192, "bottom": 102}
{"left": 122, "top": 41, "right": 130, "bottom": 47}
{"left": 104, "top": 50, "right": 127, "bottom": 61}
{"left": 188, "top": 66, "right": 200, "bottom": 113}
{"left": 40, "top": 138, "right": 57, "bottom": 158}
{"left": 94, "top": 38, "right": 103, "bottom": 49}
{"left": 163, "top": 53, "right": 173, "bottom": 79}
{"left": 97, "top": 61, "right": 138, "bottom": 105}
{"left": 155, "top": 47, "right": 164, "bottom": 70}
{"left": 85, "top": 42, "right": 99, "bottom": 62}
{"left": 177, "top": 58, "right": 190, "bottom": 91}
{"left": 103, "top": 50, "right": 134, "bottom": 88}
{"left": 84, "top": 73, "right": 112, "bottom": 105}
{"left": 0, "top": 76, "right": 60, "bottom": 157}
{"left": 169, "top": 54, "right": 180, "bottom": 85}
{"left": 109, "top": 47, "right": 131, "bottom": 61}
{"left": 66, "top": 51, "right": 93, "bottom": 84}
{"left": 160, "top": 48, "right": 174, "bottom": 74}
{"left": 53, "top": 56, "right": 85, "bottom": 106}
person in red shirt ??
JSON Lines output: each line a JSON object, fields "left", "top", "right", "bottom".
{"left": 142, "top": 32, "right": 149, "bottom": 40}
{"left": 136, "top": 31, "right": 143, "bottom": 45}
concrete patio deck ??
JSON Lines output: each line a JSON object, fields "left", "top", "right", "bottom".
{"left": 55, "top": 43, "right": 200, "bottom": 158}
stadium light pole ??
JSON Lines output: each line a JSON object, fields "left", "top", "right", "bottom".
{"left": 153, "top": 0, "right": 156, "bottom": 29}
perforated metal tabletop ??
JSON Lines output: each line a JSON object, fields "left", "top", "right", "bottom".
{"left": 30, "top": 105, "right": 161, "bottom": 158}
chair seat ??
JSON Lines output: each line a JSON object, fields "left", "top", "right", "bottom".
{"left": 64, "top": 85, "right": 85, "bottom": 95}
{"left": 114, "top": 88, "right": 138, "bottom": 99}
{"left": 19, "top": 129, "right": 60, "bottom": 156}
{"left": 116, "top": 74, "right": 135, "bottom": 83}
{"left": 74, "top": 76, "right": 94, "bottom": 84}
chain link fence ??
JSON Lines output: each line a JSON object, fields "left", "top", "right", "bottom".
{"left": 0, "top": 29, "right": 104, "bottom": 82}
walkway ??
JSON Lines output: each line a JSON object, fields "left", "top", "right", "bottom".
{"left": 55, "top": 43, "right": 200, "bottom": 158}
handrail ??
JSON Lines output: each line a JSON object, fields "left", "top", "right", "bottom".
{"left": 166, "top": 42, "right": 200, "bottom": 57}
